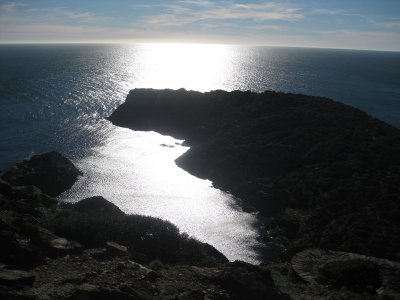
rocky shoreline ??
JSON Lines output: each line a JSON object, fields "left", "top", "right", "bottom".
{"left": 1, "top": 88, "right": 400, "bottom": 299}
{"left": 108, "top": 88, "right": 400, "bottom": 261}
{"left": 0, "top": 151, "right": 289, "bottom": 299}
{"left": 107, "top": 88, "right": 400, "bottom": 298}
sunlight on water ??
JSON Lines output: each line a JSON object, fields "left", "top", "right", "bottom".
{"left": 130, "top": 43, "right": 236, "bottom": 91}
{"left": 55, "top": 44, "right": 274, "bottom": 263}
{"left": 5, "top": 43, "right": 397, "bottom": 264}
{"left": 59, "top": 120, "right": 264, "bottom": 263}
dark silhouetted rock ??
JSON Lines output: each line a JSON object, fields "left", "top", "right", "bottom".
{"left": 109, "top": 88, "right": 400, "bottom": 261}
{"left": 1, "top": 150, "right": 299, "bottom": 300}
{"left": 291, "top": 248, "right": 400, "bottom": 296}
{"left": 12, "top": 185, "right": 57, "bottom": 207}
{"left": 215, "top": 261, "right": 290, "bottom": 300}
{"left": 1, "top": 151, "right": 81, "bottom": 197}
{"left": 0, "top": 212, "right": 46, "bottom": 268}
{"left": 69, "top": 196, "right": 124, "bottom": 215}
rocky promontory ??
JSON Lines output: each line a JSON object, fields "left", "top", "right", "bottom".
{"left": 108, "top": 88, "right": 400, "bottom": 263}
{"left": 2, "top": 86, "right": 400, "bottom": 299}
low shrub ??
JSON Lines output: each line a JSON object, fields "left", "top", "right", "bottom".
{"left": 43, "top": 206, "right": 226, "bottom": 266}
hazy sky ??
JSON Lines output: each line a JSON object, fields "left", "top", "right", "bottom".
{"left": 1, "top": 0, "right": 399, "bottom": 50}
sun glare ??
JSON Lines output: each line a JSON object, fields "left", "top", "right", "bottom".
{"left": 133, "top": 43, "right": 235, "bottom": 92}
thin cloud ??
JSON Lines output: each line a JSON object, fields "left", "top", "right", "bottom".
{"left": 247, "top": 24, "right": 285, "bottom": 31}
{"left": 0, "top": 1, "right": 26, "bottom": 12}
{"left": 178, "top": 0, "right": 220, "bottom": 7}
{"left": 308, "top": 6, "right": 368, "bottom": 21}
{"left": 142, "top": 1, "right": 303, "bottom": 28}
{"left": 132, "top": 4, "right": 159, "bottom": 9}
{"left": 24, "top": 7, "right": 100, "bottom": 23}
{"left": 0, "top": 2, "right": 102, "bottom": 25}
{"left": 376, "top": 18, "right": 400, "bottom": 29}
{"left": 1, "top": 0, "right": 399, "bottom": 51}
{"left": 311, "top": 8, "right": 348, "bottom": 15}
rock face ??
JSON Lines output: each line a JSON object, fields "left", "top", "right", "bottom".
{"left": 108, "top": 88, "right": 400, "bottom": 261}
{"left": 1, "top": 151, "right": 82, "bottom": 197}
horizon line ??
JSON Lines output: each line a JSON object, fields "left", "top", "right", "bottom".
{"left": 0, "top": 41, "right": 399, "bottom": 53}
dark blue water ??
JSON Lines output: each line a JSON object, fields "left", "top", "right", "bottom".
{"left": 1, "top": 44, "right": 399, "bottom": 170}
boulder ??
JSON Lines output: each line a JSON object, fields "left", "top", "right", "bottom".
{"left": 93, "top": 242, "right": 129, "bottom": 261}
{"left": 215, "top": 261, "right": 290, "bottom": 300}
{"left": 49, "top": 237, "right": 83, "bottom": 255}
{"left": 105, "top": 241, "right": 128, "bottom": 256}
{"left": 1, "top": 151, "right": 81, "bottom": 197}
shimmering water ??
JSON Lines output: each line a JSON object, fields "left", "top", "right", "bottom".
{"left": 1, "top": 44, "right": 399, "bottom": 263}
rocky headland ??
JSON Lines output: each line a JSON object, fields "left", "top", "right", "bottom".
{"left": 108, "top": 88, "right": 400, "bottom": 259}
{"left": 2, "top": 87, "right": 400, "bottom": 299}
{"left": 107, "top": 88, "right": 400, "bottom": 298}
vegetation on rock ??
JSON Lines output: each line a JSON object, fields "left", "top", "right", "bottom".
{"left": 109, "top": 88, "right": 400, "bottom": 261}
{"left": 46, "top": 196, "right": 228, "bottom": 266}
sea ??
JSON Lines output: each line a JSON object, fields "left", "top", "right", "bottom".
{"left": 1, "top": 43, "right": 399, "bottom": 264}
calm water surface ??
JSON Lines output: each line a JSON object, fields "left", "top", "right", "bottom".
{"left": 1, "top": 44, "right": 399, "bottom": 263}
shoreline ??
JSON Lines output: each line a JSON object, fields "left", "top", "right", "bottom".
{"left": 1, "top": 88, "right": 400, "bottom": 298}
{"left": 2, "top": 152, "right": 290, "bottom": 299}
{"left": 108, "top": 88, "right": 400, "bottom": 262}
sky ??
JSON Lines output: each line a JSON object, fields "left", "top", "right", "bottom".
{"left": 0, "top": 0, "right": 399, "bottom": 51}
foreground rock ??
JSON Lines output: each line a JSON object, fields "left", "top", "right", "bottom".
{"left": 291, "top": 249, "right": 400, "bottom": 297}
{"left": 0, "top": 267, "right": 35, "bottom": 286}
{"left": 0, "top": 153, "right": 293, "bottom": 299}
{"left": 1, "top": 151, "right": 82, "bottom": 197}
{"left": 109, "top": 88, "right": 400, "bottom": 262}
{"left": 2, "top": 249, "right": 287, "bottom": 300}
